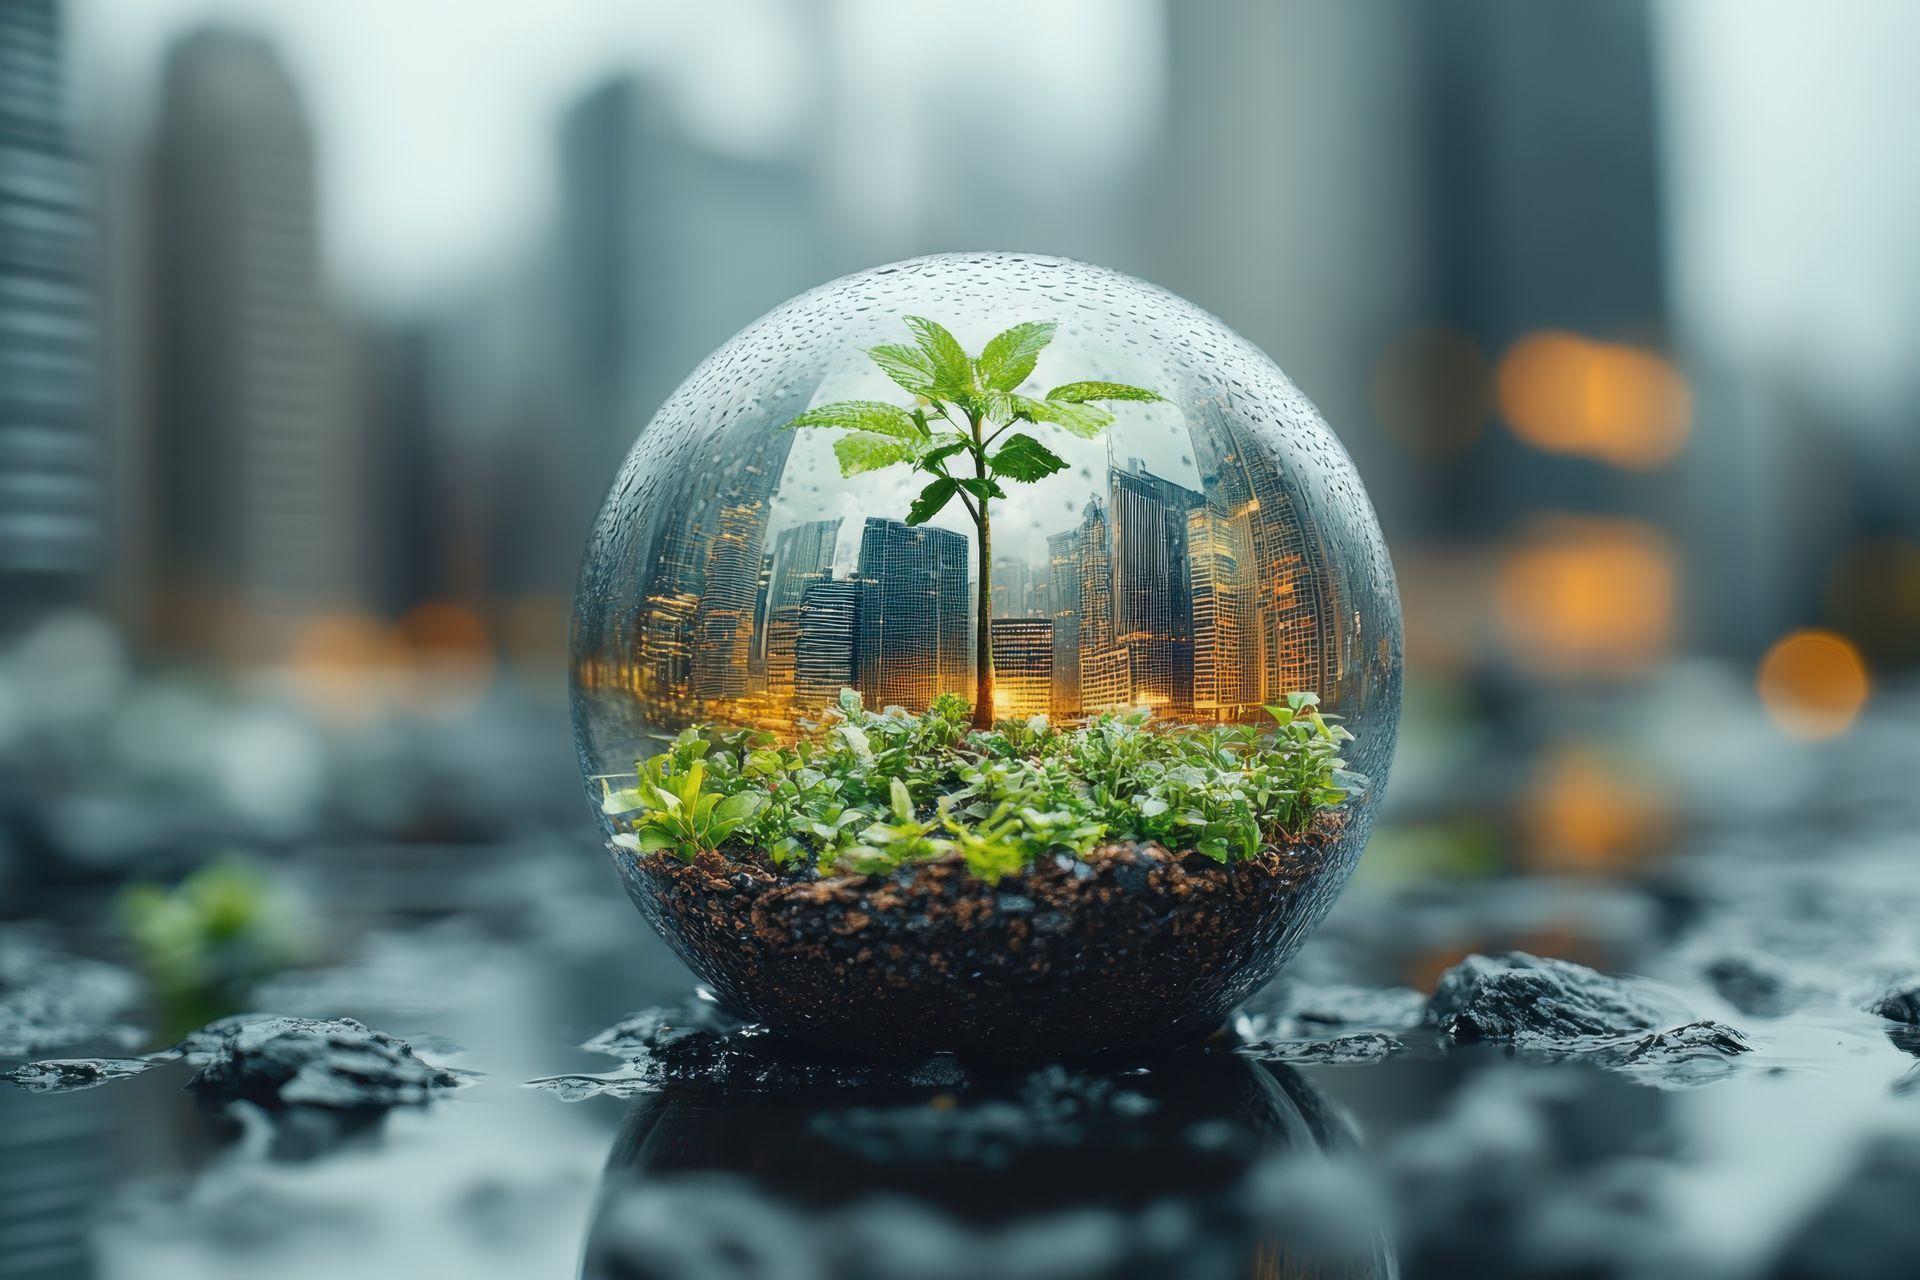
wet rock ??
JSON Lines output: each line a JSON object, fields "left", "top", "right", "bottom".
{"left": 1242, "top": 1032, "right": 1405, "bottom": 1065}
{"left": 2, "top": 1056, "right": 159, "bottom": 1094}
{"left": 1703, "top": 953, "right": 1809, "bottom": 1017}
{"left": 1426, "top": 951, "right": 1664, "bottom": 1045}
{"left": 186, "top": 1015, "right": 464, "bottom": 1111}
{"left": 1864, "top": 979, "right": 1920, "bottom": 1025}
{"left": 1612, "top": 1020, "right": 1751, "bottom": 1064}
{"left": 0, "top": 929, "right": 142, "bottom": 1056}
{"left": 1595, "top": 1021, "right": 1754, "bottom": 1088}
{"left": 1770, "top": 1135, "right": 1920, "bottom": 1279}
{"left": 165, "top": 1011, "right": 282, "bottom": 1062}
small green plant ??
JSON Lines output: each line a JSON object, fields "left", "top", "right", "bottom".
{"left": 783, "top": 317, "right": 1165, "bottom": 729}
{"left": 604, "top": 750, "right": 769, "bottom": 862}
{"left": 119, "top": 855, "right": 312, "bottom": 1038}
{"left": 602, "top": 690, "right": 1363, "bottom": 882}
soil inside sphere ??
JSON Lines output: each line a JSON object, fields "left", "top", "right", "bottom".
{"left": 614, "top": 809, "right": 1345, "bottom": 1063}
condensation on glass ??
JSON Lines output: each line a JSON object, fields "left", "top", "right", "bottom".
{"left": 572, "top": 253, "right": 1402, "bottom": 839}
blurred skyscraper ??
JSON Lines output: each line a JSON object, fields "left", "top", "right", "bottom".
{"left": 557, "top": 72, "right": 833, "bottom": 470}
{"left": 1140, "top": 0, "right": 1428, "bottom": 534}
{"left": 142, "top": 27, "right": 364, "bottom": 660}
{"left": 0, "top": 0, "right": 99, "bottom": 632}
{"left": 1411, "top": 0, "right": 1666, "bottom": 538}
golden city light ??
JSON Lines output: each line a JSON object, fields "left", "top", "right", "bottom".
{"left": 1756, "top": 628, "right": 1869, "bottom": 741}
{"left": 1521, "top": 745, "right": 1670, "bottom": 874}
{"left": 399, "top": 601, "right": 495, "bottom": 716}
{"left": 1494, "top": 516, "right": 1676, "bottom": 676}
{"left": 1496, "top": 331, "right": 1690, "bottom": 469}
{"left": 286, "top": 611, "right": 408, "bottom": 727}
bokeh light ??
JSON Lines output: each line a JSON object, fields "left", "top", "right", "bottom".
{"left": 1496, "top": 331, "right": 1690, "bottom": 469}
{"left": 1756, "top": 628, "right": 1869, "bottom": 740}
{"left": 285, "top": 612, "right": 408, "bottom": 727}
{"left": 1521, "top": 744, "right": 1670, "bottom": 875}
{"left": 398, "top": 601, "right": 496, "bottom": 715}
{"left": 1494, "top": 516, "right": 1676, "bottom": 676}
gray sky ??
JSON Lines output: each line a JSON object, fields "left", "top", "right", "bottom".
{"left": 73, "top": 0, "right": 1156, "bottom": 307}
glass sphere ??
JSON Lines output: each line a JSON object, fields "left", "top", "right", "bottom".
{"left": 571, "top": 253, "right": 1402, "bottom": 1057}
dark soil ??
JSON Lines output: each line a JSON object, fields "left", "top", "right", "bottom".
{"left": 610, "top": 812, "right": 1347, "bottom": 1063}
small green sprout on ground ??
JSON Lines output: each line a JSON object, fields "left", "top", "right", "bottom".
{"left": 119, "top": 855, "right": 313, "bottom": 1038}
{"left": 784, "top": 317, "right": 1165, "bottom": 729}
{"left": 604, "top": 691, "right": 1363, "bottom": 882}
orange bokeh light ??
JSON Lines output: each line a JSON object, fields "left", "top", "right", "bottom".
{"left": 1756, "top": 629, "right": 1869, "bottom": 740}
{"left": 1494, "top": 517, "right": 1676, "bottom": 676}
{"left": 286, "top": 611, "right": 409, "bottom": 726}
{"left": 398, "top": 600, "right": 495, "bottom": 715}
{"left": 1497, "top": 331, "right": 1690, "bottom": 469}
{"left": 1522, "top": 746, "right": 1670, "bottom": 875}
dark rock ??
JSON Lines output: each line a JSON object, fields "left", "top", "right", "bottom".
{"left": 186, "top": 1015, "right": 464, "bottom": 1111}
{"left": 1865, "top": 979, "right": 1920, "bottom": 1025}
{"left": 1594, "top": 1020, "right": 1754, "bottom": 1087}
{"left": 1426, "top": 951, "right": 1664, "bottom": 1045}
{"left": 2, "top": 1056, "right": 159, "bottom": 1094}
{"left": 1612, "top": 1020, "right": 1752, "bottom": 1065}
{"left": 0, "top": 930, "right": 142, "bottom": 1056}
{"left": 1704, "top": 953, "right": 1807, "bottom": 1017}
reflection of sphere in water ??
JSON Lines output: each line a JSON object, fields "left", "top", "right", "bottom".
{"left": 569, "top": 254, "right": 1401, "bottom": 1056}
{"left": 581, "top": 1056, "right": 1395, "bottom": 1280}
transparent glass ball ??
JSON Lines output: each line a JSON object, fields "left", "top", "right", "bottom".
{"left": 571, "top": 253, "right": 1402, "bottom": 1057}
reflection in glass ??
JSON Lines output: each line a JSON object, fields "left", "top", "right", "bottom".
{"left": 573, "top": 254, "right": 1401, "bottom": 835}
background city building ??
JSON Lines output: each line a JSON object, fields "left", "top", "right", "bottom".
{"left": 0, "top": 0, "right": 99, "bottom": 633}
{"left": 140, "top": 27, "right": 364, "bottom": 662}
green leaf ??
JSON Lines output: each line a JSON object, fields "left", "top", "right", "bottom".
{"left": 974, "top": 321, "right": 1056, "bottom": 392}
{"left": 917, "top": 436, "right": 971, "bottom": 471}
{"left": 957, "top": 476, "right": 1006, "bottom": 503}
{"left": 833, "top": 433, "right": 917, "bottom": 476}
{"left": 988, "top": 433, "right": 1069, "bottom": 483}
{"left": 904, "top": 316, "right": 973, "bottom": 397}
{"left": 1045, "top": 381, "right": 1166, "bottom": 404}
{"left": 906, "top": 477, "right": 958, "bottom": 525}
{"left": 1012, "top": 395, "right": 1115, "bottom": 439}
{"left": 785, "top": 400, "right": 921, "bottom": 440}
{"left": 713, "top": 792, "right": 768, "bottom": 826}
{"left": 889, "top": 777, "right": 913, "bottom": 820}
{"left": 866, "top": 343, "right": 938, "bottom": 397}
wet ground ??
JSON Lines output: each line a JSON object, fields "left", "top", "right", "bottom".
{"left": 5, "top": 658, "right": 1920, "bottom": 1278}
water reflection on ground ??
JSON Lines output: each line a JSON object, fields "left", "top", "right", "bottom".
{"left": 5, "top": 675, "right": 1920, "bottom": 1279}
